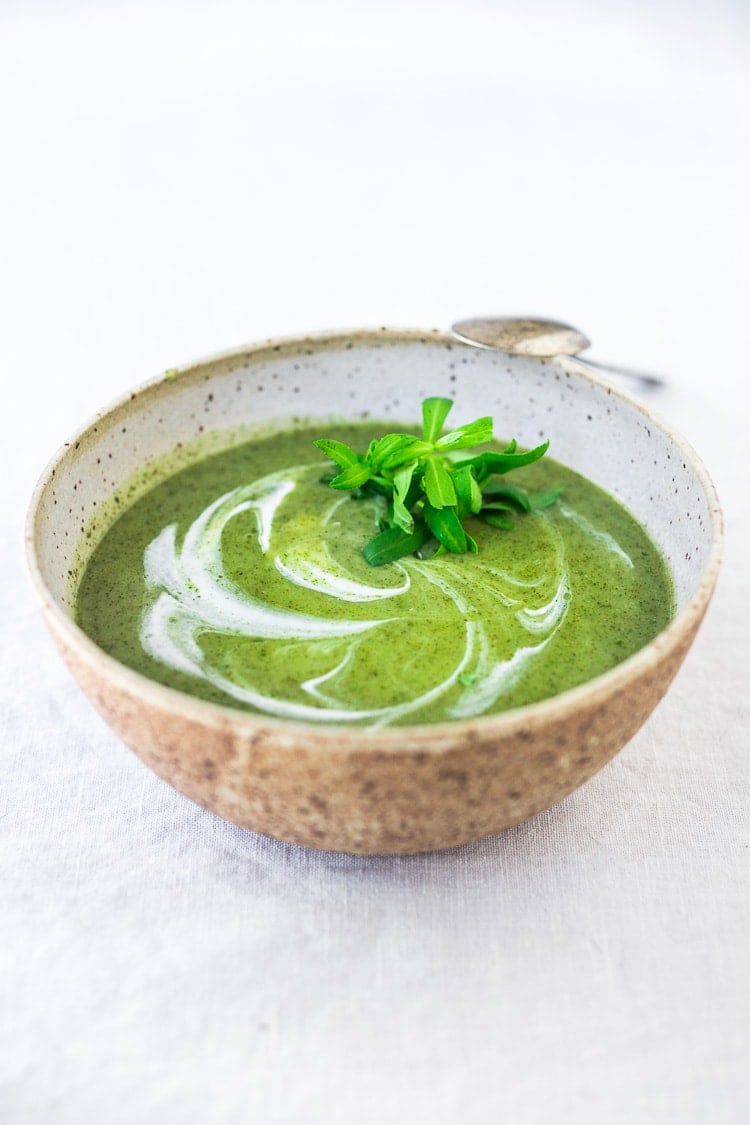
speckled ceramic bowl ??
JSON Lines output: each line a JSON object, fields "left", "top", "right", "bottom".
{"left": 26, "top": 328, "right": 722, "bottom": 854}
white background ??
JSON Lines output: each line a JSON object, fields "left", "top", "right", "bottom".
{"left": 2, "top": 2, "right": 749, "bottom": 1122}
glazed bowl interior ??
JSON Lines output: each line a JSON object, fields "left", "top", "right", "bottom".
{"left": 32, "top": 329, "right": 717, "bottom": 619}
{"left": 27, "top": 328, "right": 722, "bottom": 854}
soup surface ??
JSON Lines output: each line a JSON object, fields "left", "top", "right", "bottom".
{"left": 76, "top": 423, "right": 674, "bottom": 726}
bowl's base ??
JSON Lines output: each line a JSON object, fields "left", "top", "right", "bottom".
{"left": 45, "top": 601, "right": 700, "bottom": 855}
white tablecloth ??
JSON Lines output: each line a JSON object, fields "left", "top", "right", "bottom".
{"left": 2, "top": 3, "right": 749, "bottom": 1122}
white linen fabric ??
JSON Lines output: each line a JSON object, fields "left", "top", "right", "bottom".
{"left": 1, "top": 2, "right": 748, "bottom": 1122}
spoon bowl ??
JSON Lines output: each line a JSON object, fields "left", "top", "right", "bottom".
{"left": 452, "top": 315, "right": 665, "bottom": 388}
{"left": 451, "top": 316, "right": 591, "bottom": 356}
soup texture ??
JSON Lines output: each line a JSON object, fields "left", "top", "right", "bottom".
{"left": 76, "top": 424, "right": 674, "bottom": 727}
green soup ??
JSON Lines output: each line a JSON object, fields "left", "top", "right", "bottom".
{"left": 75, "top": 424, "right": 674, "bottom": 726}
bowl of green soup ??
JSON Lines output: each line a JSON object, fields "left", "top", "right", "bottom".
{"left": 26, "top": 327, "right": 722, "bottom": 853}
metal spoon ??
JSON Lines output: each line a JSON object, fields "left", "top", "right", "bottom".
{"left": 450, "top": 316, "right": 665, "bottom": 389}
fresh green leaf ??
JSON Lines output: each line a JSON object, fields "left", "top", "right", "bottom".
{"left": 458, "top": 439, "right": 550, "bottom": 480}
{"left": 453, "top": 465, "right": 483, "bottom": 518}
{"left": 391, "top": 463, "right": 417, "bottom": 532}
{"left": 435, "top": 416, "right": 493, "bottom": 451}
{"left": 367, "top": 433, "right": 418, "bottom": 472}
{"left": 421, "top": 397, "right": 454, "bottom": 443}
{"left": 314, "top": 438, "right": 361, "bottom": 470}
{"left": 481, "top": 500, "right": 519, "bottom": 513}
{"left": 363, "top": 522, "right": 431, "bottom": 566}
{"left": 423, "top": 458, "right": 457, "bottom": 508}
{"left": 480, "top": 484, "right": 531, "bottom": 512}
{"left": 380, "top": 438, "right": 432, "bottom": 471}
{"left": 314, "top": 399, "right": 559, "bottom": 565}
{"left": 527, "top": 487, "right": 563, "bottom": 511}
{"left": 329, "top": 461, "right": 372, "bottom": 490}
{"left": 423, "top": 501, "right": 467, "bottom": 553}
{"left": 481, "top": 510, "right": 515, "bottom": 530}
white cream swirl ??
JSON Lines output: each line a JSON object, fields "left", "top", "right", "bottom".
{"left": 138, "top": 462, "right": 630, "bottom": 726}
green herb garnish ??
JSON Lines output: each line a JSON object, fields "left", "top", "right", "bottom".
{"left": 315, "top": 397, "right": 560, "bottom": 566}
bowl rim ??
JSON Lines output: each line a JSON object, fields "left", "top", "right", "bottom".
{"left": 25, "top": 325, "right": 724, "bottom": 750}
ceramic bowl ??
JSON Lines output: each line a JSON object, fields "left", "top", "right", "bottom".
{"left": 26, "top": 328, "right": 723, "bottom": 854}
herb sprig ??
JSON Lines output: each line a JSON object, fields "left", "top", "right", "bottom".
{"left": 315, "top": 398, "right": 560, "bottom": 566}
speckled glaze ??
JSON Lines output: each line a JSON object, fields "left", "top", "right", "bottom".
{"left": 26, "top": 328, "right": 723, "bottom": 854}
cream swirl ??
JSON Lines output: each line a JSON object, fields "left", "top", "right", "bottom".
{"left": 139, "top": 462, "right": 591, "bottom": 726}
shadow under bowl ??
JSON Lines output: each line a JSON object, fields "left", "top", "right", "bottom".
{"left": 26, "top": 328, "right": 723, "bottom": 853}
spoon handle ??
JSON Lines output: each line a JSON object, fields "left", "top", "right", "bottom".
{"left": 555, "top": 354, "right": 665, "bottom": 390}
